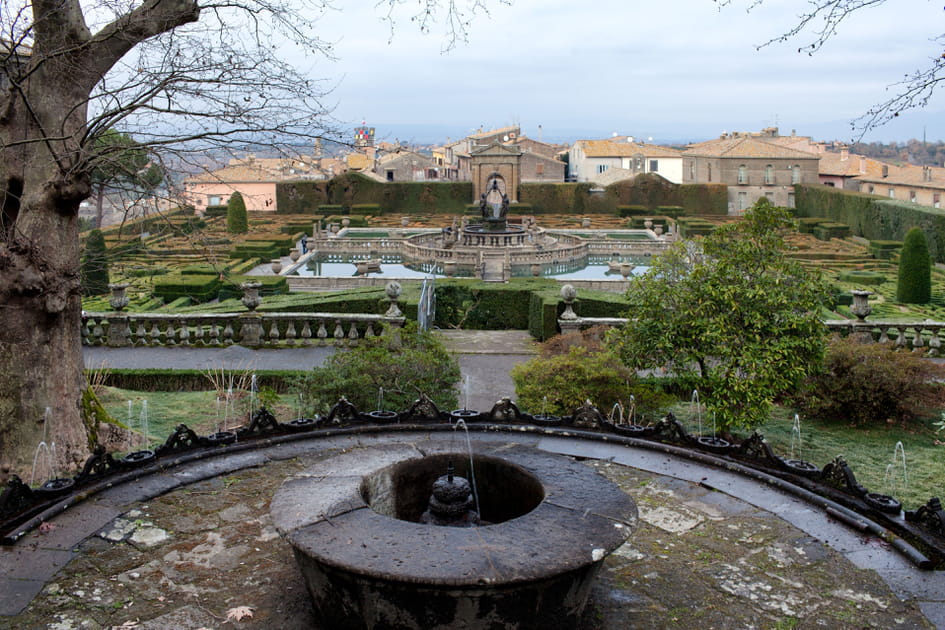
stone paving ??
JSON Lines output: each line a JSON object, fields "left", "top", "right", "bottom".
{"left": 0, "top": 331, "right": 925, "bottom": 627}
{"left": 2, "top": 431, "right": 943, "bottom": 629}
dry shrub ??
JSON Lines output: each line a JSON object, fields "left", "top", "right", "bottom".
{"left": 796, "top": 336, "right": 945, "bottom": 426}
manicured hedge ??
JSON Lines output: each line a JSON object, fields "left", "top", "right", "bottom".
{"left": 204, "top": 205, "right": 228, "bottom": 217}
{"left": 351, "top": 204, "right": 382, "bottom": 216}
{"left": 217, "top": 276, "right": 289, "bottom": 301}
{"left": 812, "top": 222, "right": 851, "bottom": 240}
{"left": 278, "top": 173, "right": 472, "bottom": 214}
{"left": 838, "top": 270, "right": 886, "bottom": 286}
{"left": 795, "top": 184, "right": 945, "bottom": 262}
{"left": 152, "top": 274, "right": 222, "bottom": 303}
{"left": 869, "top": 240, "right": 902, "bottom": 259}
{"left": 90, "top": 369, "right": 303, "bottom": 393}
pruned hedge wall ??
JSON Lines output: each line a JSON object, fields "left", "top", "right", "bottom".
{"left": 278, "top": 173, "right": 472, "bottom": 214}
{"left": 795, "top": 184, "right": 945, "bottom": 262}
{"left": 91, "top": 369, "right": 303, "bottom": 393}
{"left": 277, "top": 172, "right": 726, "bottom": 216}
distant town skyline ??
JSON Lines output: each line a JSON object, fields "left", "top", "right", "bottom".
{"left": 305, "top": 0, "right": 945, "bottom": 146}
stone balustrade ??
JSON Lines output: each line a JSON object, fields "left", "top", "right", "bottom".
{"left": 81, "top": 311, "right": 404, "bottom": 348}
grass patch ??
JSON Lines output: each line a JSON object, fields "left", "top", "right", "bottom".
{"left": 672, "top": 402, "right": 943, "bottom": 509}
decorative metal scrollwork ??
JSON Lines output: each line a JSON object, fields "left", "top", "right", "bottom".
{"left": 736, "top": 432, "right": 782, "bottom": 467}
{"left": 326, "top": 397, "right": 360, "bottom": 425}
{"left": 0, "top": 475, "right": 35, "bottom": 519}
{"left": 402, "top": 394, "right": 442, "bottom": 423}
{"left": 570, "top": 400, "right": 605, "bottom": 428}
{"left": 906, "top": 497, "right": 945, "bottom": 536}
{"left": 650, "top": 413, "right": 691, "bottom": 444}
{"left": 821, "top": 456, "right": 868, "bottom": 497}
{"left": 239, "top": 407, "right": 280, "bottom": 437}
{"left": 74, "top": 445, "right": 119, "bottom": 484}
{"left": 155, "top": 424, "right": 205, "bottom": 455}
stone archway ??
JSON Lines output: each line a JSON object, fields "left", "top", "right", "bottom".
{"left": 470, "top": 142, "right": 523, "bottom": 203}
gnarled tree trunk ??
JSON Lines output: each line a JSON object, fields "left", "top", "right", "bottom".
{"left": 0, "top": 0, "right": 200, "bottom": 479}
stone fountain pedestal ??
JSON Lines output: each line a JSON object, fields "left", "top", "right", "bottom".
{"left": 270, "top": 441, "right": 637, "bottom": 630}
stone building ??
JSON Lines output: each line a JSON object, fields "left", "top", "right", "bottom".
{"left": 682, "top": 134, "right": 820, "bottom": 212}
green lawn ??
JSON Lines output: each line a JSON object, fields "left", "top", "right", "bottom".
{"left": 674, "top": 403, "right": 943, "bottom": 510}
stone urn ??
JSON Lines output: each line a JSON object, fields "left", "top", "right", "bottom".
{"left": 108, "top": 283, "right": 131, "bottom": 312}
{"left": 240, "top": 281, "right": 263, "bottom": 312}
{"left": 289, "top": 248, "right": 301, "bottom": 262}
{"left": 620, "top": 263, "right": 634, "bottom": 279}
{"left": 850, "top": 289, "right": 872, "bottom": 321}
{"left": 342, "top": 217, "right": 351, "bottom": 228}
{"left": 330, "top": 223, "right": 340, "bottom": 234}
{"left": 443, "top": 261, "right": 457, "bottom": 278}
{"left": 401, "top": 216, "right": 410, "bottom": 227}
{"left": 271, "top": 258, "right": 283, "bottom": 274}
{"left": 654, "top": 225, "right": 664, "bottom": 236}
{"left": 305, "top": 237, "right": 316, "bottom": 253}
{"left": 581, "top": 217, "right": 591, "bottom": 228}
{"left": 644, "top": 218, "right": 653, "bottom": 230}
{"left": 531, "top": 263, "right": 542, "bottom": 277}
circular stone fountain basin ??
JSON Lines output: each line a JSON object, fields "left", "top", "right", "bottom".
{"left": 270, "top": 442, "right": 637, "bottom": 630}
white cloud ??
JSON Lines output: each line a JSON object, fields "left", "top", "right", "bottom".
{"left": 304, "top": 0, "right": 945, "bottom": 142}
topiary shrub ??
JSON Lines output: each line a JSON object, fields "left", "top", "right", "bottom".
{"left": 81, "top": 228, "right": 110, "bottom": 296}
{"left": 795, "top": 336, "right": 945, "bottom": 426}
{"left": 226, "top": 192, "right": 248, "bottom": 234}
{"left": 897, "top": 227, "right": 931, "bottom": 303}
{"left": 290, "top": 323, "right": 460, "bottom": 415}
{"left": 511, "top": 327, "right": 673, "bottom": 420}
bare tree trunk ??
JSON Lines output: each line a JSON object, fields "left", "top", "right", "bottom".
{"left": 0, "top": 0, "right": 200, "bottom": 478}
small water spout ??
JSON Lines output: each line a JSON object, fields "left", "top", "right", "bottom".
{"left": 250, "top": 373, "right": 258, "bottom": 414}
{"left": 139, "top": 400, "right": 150, "bottom": 449}
{"left": 884, "top": 441, "right": 909, "bottom": 496}
{"left": 790, "top": 414, "right": 802, "bottom": 460}
{"left": 609, "top": 402, "right": 624, "bottom": 425}
{"left": 628, "top": 394, "right": 636, "bottom": 424}
{"left": 463, "top": 375, "right": 471, "bottom": 412}
{"left": 29, "top": 407, "right": 56, "bottom": 486}
{"left": 453, "top": 419, "right": 481, "bottom": 522}
{"left": 377, "top": 387, "right": 384, "bottom": 412}
{"left": 691, "top": 389, "right": 703, "bottom": 436}
{"left": 540, "top": 395, "right": 548, "bottom": 417}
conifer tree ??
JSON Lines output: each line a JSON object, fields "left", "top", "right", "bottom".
{"left": 227, "top": 192, "right": 249, "bottom": 234}
{"left": 897, "top": 227, "right": 931, "bottom": 304}
{"left": 80, "top": 229, "right": 110, "bottom": 296}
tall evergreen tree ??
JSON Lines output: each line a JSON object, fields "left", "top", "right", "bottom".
{"left": 80, "top": 229, "right": 110, "bottom": 296}
{"left": 227, "top": 192, "right": 249, "bottom": 234}
{"left": 897, "top": 227, "right": 932, "bottom": 304}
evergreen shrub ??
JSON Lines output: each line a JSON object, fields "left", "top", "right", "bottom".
{"left": 897, "top": 227, "right": 932, "bottom": 303}
{"left": 291, "top": 323, "right": 460, "bottom": 415}
{"left": 226, "top": 192, "right": 248, "bottom": 234}
{"left": 81, "top": 228, "right": 110, "bottom": 296}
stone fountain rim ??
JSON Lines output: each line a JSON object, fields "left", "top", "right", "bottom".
{"left": 269, "top": 441, "right": 637, "bottom": 587}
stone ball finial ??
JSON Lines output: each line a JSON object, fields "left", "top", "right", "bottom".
{"left": 560, "top": 284, "right": 577, "bottom": 303}
{"left": 385, "top": 281, "right": 402, "bottom": 301}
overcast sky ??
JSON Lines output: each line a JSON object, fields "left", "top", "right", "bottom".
{"left": 301, "top": 0, "right": 945, "bottom": 145}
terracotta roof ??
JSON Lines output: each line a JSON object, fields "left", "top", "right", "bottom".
{"left": 855, "top": 164, "right": 945, "bottom": 190}
{"left": 818, "top": 152, "right": 887, "bottom": 178}
{"left": 576, "top": 140, "right": 683, "bottom": 159}
{"left": 683, "top": 136, "right": 819, "bottom": 160}
{"left": 185, "top": 156, "right": 333, "bottom": 183}
{"left": 469, "top": 125, "right": 519, "bottom": 140}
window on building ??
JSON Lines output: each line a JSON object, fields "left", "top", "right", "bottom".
{"left": 910, "top": 190, "right": 917, "bottom": 203}
{"left": 737, "top": 165, "right": 747, "bottom": 184}
{"left": 386, "top": 170, "right": 394, "bottom": 182}
{"left": 707, "top": 163, "right": 712, "bottom": 182}
{"left": 868, "top": 185, "right": 875, "bottom": 194}
{"left": 649, "top": 160, "right": 658, "bottom": 172}
{"left": 764, "top": 164, "right": 774, "bottom": 185}
{"left": 935, "top": 193, "right": 941, "bottom": 208}
{"left": 536, "top": 163, "right": 544, "bottom": 176}
{"left": 688, "top": 161, "right": 695, "bottom": 181}
{"left": 788, "top": 192, "right": 795, "bottom": 208}
{"left": 792, "top": 165, "right": 801, "bottom": 184}
{"left": 737, "top": 191, "right": 748, "bottom": 211}
{"left": 888, "top": 188, "right": 895, "bottom": 199}
{"left": 597, "top": 164, "right": 609, "bottom": 174}
{"left": 208, "top": 195, "right": 221, "bottom": 206}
